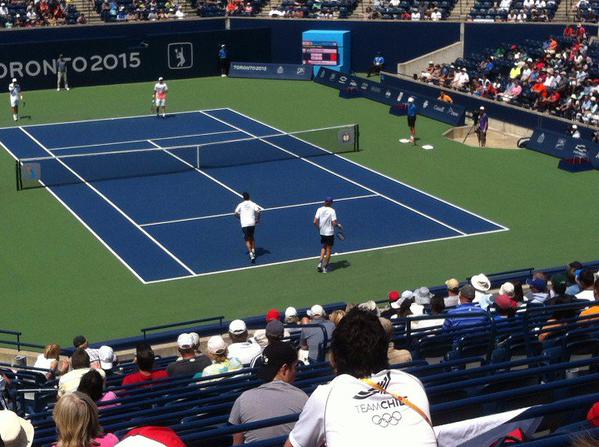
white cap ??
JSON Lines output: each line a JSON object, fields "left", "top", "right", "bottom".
{"left": 177, "top": 333, "right": 194, "bottom": 349}
{"left": 407, "top": 97, "right": 414, "bottom": 103}
{"left": 158, "top": 76, "right": 164, "bottom": 81}
{"left": 480, "top": 106, "right": 485, "bottom": 110}
{"left": 572, "top": 124, "right": 578, "bottom": 129}
{"left": 284, "top": 306, "right": 298, "bottom": 319}
{"left": 207, "top": 335, "right": 227, "bottom": 355}
{"left": 11, "top": 78, "right": 16, "bottom": 83}
{"left": 308, "top": 304, "right": 325, "bottom": 317}
{"left": 228, "top": 319, "right": 247, "bottom": 335}
{"left": 189, "top": 332, "right": 200, "bottom": 347}
{"left": 499, "top": 281, "right": 515, "bottom": 296}
{"left": 391, "top": 290, "right": 414, "bottom": 309}
{"left": 0, "top": 410, "right": 34, "bottom": 447}
{"left": 98, "top": 345, "right": 116, "bottom": 370}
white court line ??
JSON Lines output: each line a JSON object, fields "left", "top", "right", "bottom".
{"left": 225, "top": 108, "right": 510, "bottom": 232}
{"left": 201, "top": 110, "right": 467, "bottom": 236}
{"left": 17, "top": 127, "right": 197, "bottom": 277}
{"left": 50, "top": 130, "right": 241, "bottom": 152}
{"left": 0, "top": 140, "right": 154, "bottom": 284}
{"left": 146, "top": 140, "right": 243, "bottom": 199}
{"left": 141, "top": 193, "right": 379, "bottom": 227}
{"left": 143, "top": 227, "right": 510, "bottom": 284}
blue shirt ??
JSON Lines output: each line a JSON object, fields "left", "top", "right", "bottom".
{"left": 218, "top": 48, "right": 228, "bottom": 59}
{"left": 407, "top": 103, "right": 417, "bottom": 117}
{"left": 442, "top": 303, "right": 488, "bottom": 332}
{"left": 478, "top": 112, "right": 488, "bottom": 131}
{"left": 374, "top": 56, "right": 384, "bottom": 65}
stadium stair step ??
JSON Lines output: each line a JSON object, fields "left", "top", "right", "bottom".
{"left": 449, "top": 0, "right": 471, "bottom": 19}
{"left": 71, "top": 0, "right": 103, "bottom": 23}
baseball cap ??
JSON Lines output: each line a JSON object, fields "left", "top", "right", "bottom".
{"left": 11, "top": 77, "right": 17, "bottom": 83}
{"left": 257, "top": 341, "right": 297, "bottom": 381}
{"left": 116, "top": 426, "right": 186, "bottom": 447}
{"left": 207, "top": 335, "right": 227, "bottom": 355}
{"left": 284, "top": 306, "right": 298, "bottom": 320}
{"left": 265, "top": 320, "right": 284, "bottom": 339}
{"left": 480, "top": 106, "right": 485, "bottom": 110}
{"left": 308, "top": 304, "right": 325, "bottom": 317}
{"left": 176, "top": 333, "right": 194, "bottom": 350}
{"left": 388, "top": 290, "right": 400, "bottom": 302}
{"left": 526, "top": 277, "right": 547, "bottom": 292}
{"left": 407, "top": 97, "right": 414, "bottom": 102}
{"left": 392, "top": 290, "right": 413, "bottom": 309}
{"left": 158, "top": 76, "right": 164, "bottom": 81}
{"left": 73, "top": 335, "right": 86, "bottom": 348}
{"left": 98, "top": 345, "right": 116, "bottom": 370}
{"left": 445, "top": 278, "right": 460, "bottom": 290}
{"left": 265, "top": 309, "right": 281, "bottom": 322}
{"left": 587, "top": 402, "right": 599, "bottom": 427}
{"left": 189, "top": 332, "right": 200, "bottom": 347}
{"left": 324, "top": 196, "right": 333, "bottom": 203}
{"left": 228, "top": 319, "right": 247, "bottom": 335}
{"left": 495, "top": 294, "right": 517, "bottom": 311}
{"left": 499, "top": 281, "right": 515, "bottom": 296}
{"left": 0, "top": 410, "right": 34, "bottom": 447}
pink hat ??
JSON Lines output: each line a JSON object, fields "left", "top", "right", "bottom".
{"left": 116, "top": 426, "right": 185, "bottom": 447}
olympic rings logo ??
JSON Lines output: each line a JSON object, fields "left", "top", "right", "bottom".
{"left": 371, "top": 411, "right": 402, "bottom": 428}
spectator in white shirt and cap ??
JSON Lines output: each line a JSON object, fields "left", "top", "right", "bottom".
{"left": 228, "top": 319, "right": 262, "bottom": 366}
{"left": 98, "top": 345, "right": 117, "bottom": 376}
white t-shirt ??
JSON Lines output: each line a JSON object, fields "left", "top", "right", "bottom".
{"left": 33, "top": 354, "right": 55, "bottom": 370}
{"left": 154, "top": 82, "right": 168, "bottom": 100}
{"left": 235, "top": 200, "right": 262, "bottom": 228}
{"left": 9, "top": 83, "right": 20, "bottom": 102}
{"left": 288, "top": 370, "right": 436, "bottom": 447}
{"left": 228, "top": 340, "right": 263, "bottom": 366}
{"left": 314, "top": 206, "right": 337, "bottom": 236}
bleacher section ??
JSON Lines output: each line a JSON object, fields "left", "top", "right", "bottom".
{"left": 196, "top": 0, "right": 268, "bottom": 17}
{"left": 0, "top": 0, "right": 82, "bottom": 27}
{"left": 268, "top": 0, "right": 358, "bottom": 19}
{"left": 370, "top": 0, "right": 456, "bottom": 20}
{"left": 468, "top": 0, "right": 559, "bottom": 21}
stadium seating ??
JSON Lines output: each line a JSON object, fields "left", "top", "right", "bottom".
{"left": 369, "top": 0, "right": 457, "bottom": 20}
{"left": 0, "top": 0, "right": 82, "bottom": 27}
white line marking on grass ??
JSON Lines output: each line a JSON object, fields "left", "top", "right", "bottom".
{"left": 0, "top": 140, "right": 154, "bottom": 284}
{"left": 201, "top": 110, "right": 467, "bottom": 236}
{"left": 225, "top": 108, "right": 509, "bottom": 232}
{"left": 50, "top": 130, "right": 241, "bottom": 152}
{"left": 140, "top": 193, "right": 379, "bottom": 227}
{"left": 17, "top": 128, "right": 197, "bottom": 276}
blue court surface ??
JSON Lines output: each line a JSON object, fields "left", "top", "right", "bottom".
{"left": 0, "top": 109, "right": 508, "bottom": 284}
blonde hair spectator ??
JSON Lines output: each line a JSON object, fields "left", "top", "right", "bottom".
{"left": 329, "top": 310, "right": 346, "bottom": 326}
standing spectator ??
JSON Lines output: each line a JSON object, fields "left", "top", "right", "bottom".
{"left": 8, "top": 78, "right": 23, "bottom": 122}
{"left": 285, "top": 308, "right": 436, "bottom": 447}
{"left": 53, "top": 392, "right": 119, "bottom": 447}
{"left": 73, "top": 335, "right": 101, "bottom": 368}
{"left": 367, "top": 52, "right": 385, "bottom": 78}
{"left": 300, "top": 305, "right": 335, "bottom": 364}
{"left": 314, "top": 197, "right": 339, "bottom": 273}
{"left": 0, "top": 409, "right": 34, "bottom": 446}
{"left": 122, "top": 343, "right": 168, "bottom": 386}
{"left": 477, "top": 106, "right": 489, "bottom": 148}
{"left": 166, "top": 333, "right": 211, "bottom": 377}
{"left": 199, "top": 335, "right": 242, "bottom": 379}
{"left": 59, "top": 349, "right": 105, "bottom": 397}
{"left": 34, "top": 344, "right": 69, "bottom": 380}
{"left": 229, "top": 342, "right": 308, "bottom": 444}
{"left": 218, "top": 44, "right": 229, "bottom": 77}
{"left": 227, "top": 319, "right": 262, "bottom": 366}
{"left": 444, "top": 278, "right": 460, "bottom": 308}
{"left": 56, "top": 54, "right": 69, "bottom": 91}
{"left": 576, "top": 269, "right": 597, "bottom": 301}
{"left": 77, "top": 370, "right": 119, "bottom": 409}
{"left": 379, "top": 317, "right": 412, "bottom": 364}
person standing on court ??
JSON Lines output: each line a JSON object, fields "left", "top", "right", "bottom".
{"left": 57, "top": 54, "right": 70, "bottom": 91}
{"left": 407, "top": 96, "right": 417, "bottom": 145}
{"left": 477, "top": 106, "right": 488, "bottom": 148}
{"left": 235, "top": 192, "right": 262, "bottom": 264}
{"left": 8, "top": 78, "right": 23, "bottom": 122}
{"left": 314, "top": 197, "right": 339, "bottom": 273}
{"left": 153, "top": 77, "right": 168, "bottom": 118}
{"left": 218, "top": 44, "right": 229, "bottom": 77}
{"left": 367, "top": 52, "right": 385, "bottom": 78}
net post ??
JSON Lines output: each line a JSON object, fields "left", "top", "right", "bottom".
{"left": 354, "top": 124, "right": 360, "bottom": 152}
{"left": 15, "top": 160, "right": 21, "bottom": 191}
{"left": 196, "top": 145, "right": 200, "bottom": 169}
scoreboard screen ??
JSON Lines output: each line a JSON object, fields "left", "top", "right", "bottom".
{"left": 302, "top": 41, "right": 339, "bottom": 66}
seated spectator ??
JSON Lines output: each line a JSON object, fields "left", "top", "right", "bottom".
{"left": 285, "top": 308, "right": 437, "bottom": 446}
{"left": 471, "top": 273, "right": 493, "bottom": 310}
{"left": 284, "top": 306, "right": 300, "bottom": 327}
{"left": 579, "top": 278, "right": 599, "bottom": 321}
{"left": 198, "top": 335, "right": 242, "bottom": 379}
{"left": 444, "top": 278, "right": 460, "bottom": 308}
{"left": 538, "top": 295, "right": 580, "bottom": 341}
{"left": 114, "top": 426, "right": 185, "bottom": 446}
{"left": 166, "top": 333, "right": 211, "bottom": 377}
{"left": 431, "top": 7, "right": 442, "bottom": 20}
{"left": 493, "top": 294, "right": 518, "bottom": 319}
{"left": 438, "top": 90, "right": 453, "bottom": 103}
{"left": 0, "top": 2, "right": 8, "bottom": 17}
{"left": 443, "top": 284, "right": 488, "bottom": 332}
{"left": 77, "top": 369, "right": 119, "bottom": 409}
{"left": 0, "top": 409, "right": 34, "bottom": 446}
{"left": 227, "top": 319, "right": 262, "bottom": 366}
{"left": 329, "top": 309, "right": 346, "bottom": 326}
{"left": 413, "top": 296, "right": 446, "bottom": 330}
{"left": 499, "top": 80, "right": 523, "bottom": 103}
{"left": 73, "top": 335, "right": 101, "bottom": 368}
{"left": 575, "top": 269, "right": 597, "bottom": 301}
{"left": 34, "top": 343, "right": 69, "bottom": 379}
{"left": 300, "top": 304, "right": 336, "bottom": 364}
{"left": 254, "top": 309, "right": 289, "bottom": 348}
{"left": 122, "top": 343, "right": 168, "bottom": 386}
{"left": 229, "top": 342, "right": 308, "bottom": 444}
{"left": 99, "top": 346, "right": 117, "bottom": 376}
{"left": 175, "top": 5, "right": 184, "bottom": 18}
{"left": 59, "top": 348, "right": 105, "bottom": 397}
{"left": 381, "top": 290, "right": 402, "bottom": 319}
{"left": 566, "top": 261, "right": 584, "bottom": 295}
{"left": 546, "top": 273, "right": 574, "bottom": 304}
{"left": 525, "top": 277, "right": 549, "bottom": 304}
{"left": 54, "top": 392, "right": 118, "bottom": 446}
{"left": 414, "top": 287, "right": 433, "bottom": 307}
{"left": 379, "top": 317, "right": 412, "bottom": 364}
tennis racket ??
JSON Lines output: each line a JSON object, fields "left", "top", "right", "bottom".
{"left": 150, "top": 98, "right": 156, "bottom": 113}
{"left": 335, "top": 223, "right": 345, "bottom": 241}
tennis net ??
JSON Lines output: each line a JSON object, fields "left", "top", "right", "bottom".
{"left": 16, "top": 124, "right": 359, "bottom": 190}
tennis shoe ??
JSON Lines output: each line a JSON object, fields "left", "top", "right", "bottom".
{"left": 322, "top": 265, "right": 328, "bottom": 273}
{"left": 317, "top": 262, "right": 322, "bottom": 273}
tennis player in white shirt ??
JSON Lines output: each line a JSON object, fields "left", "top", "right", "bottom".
{"left": 314, "top": 196, "right": 339, "bottom": 273}
{"left": 234, "top": 192, "right": 263, "bottom": 264}
{"left": 153, "top": 77, "right": 168, "bottom": 118}
{"left": 8, "top": 78, "right": 23, "bottom": 121}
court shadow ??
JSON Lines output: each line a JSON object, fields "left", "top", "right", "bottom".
{"left": 255, "top": 247, "right": 271, "bottom": 257}
{"left": 328, "top": 260, "right": 351, "bottom": 271}
{"left": 20, "top": 115, "right": 32, "bottom": 120}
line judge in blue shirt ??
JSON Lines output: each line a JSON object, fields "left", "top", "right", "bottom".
{"left": 367, "top": 52, "right": 385, "bottom": 78}
{"left": 406, "top": 97, "right": 417, "bottom": 145}
{"left": 218, "top": 44, "right": 229, "bottom": 77}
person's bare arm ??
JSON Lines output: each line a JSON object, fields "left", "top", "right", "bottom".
{"left": 232, "top": 432, "right": 244, "bottom": 445}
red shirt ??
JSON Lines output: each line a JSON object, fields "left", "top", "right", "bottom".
{"left": 122, "top": 370, "right": 168, "bottom": 386}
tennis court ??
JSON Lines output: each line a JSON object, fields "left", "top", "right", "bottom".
{"left": 0, "top": 108, "right": 507, "bottom": 283}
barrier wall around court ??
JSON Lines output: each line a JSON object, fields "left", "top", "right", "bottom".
{"left": 0, "top": 25, "right": 269, "bottom": 90}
